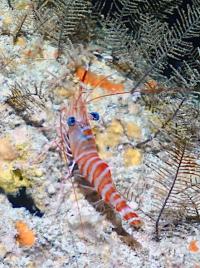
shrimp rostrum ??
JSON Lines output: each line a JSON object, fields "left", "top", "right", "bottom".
{"left": 59, "top": 74, "right": 143, "bottom": 229}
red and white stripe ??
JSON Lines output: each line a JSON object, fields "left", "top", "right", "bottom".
{"left": 69, "top": 125, "right": 142, "bottom": 228}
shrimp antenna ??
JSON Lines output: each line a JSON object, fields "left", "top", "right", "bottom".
{"left": 86, "top": 91, "right": 130, "bottom": 104}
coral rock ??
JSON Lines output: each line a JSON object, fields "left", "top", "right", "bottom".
{"left": 0, "top": 137, "right": 18, "bottom": 161}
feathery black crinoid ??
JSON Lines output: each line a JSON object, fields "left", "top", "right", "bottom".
{"left": 93, "top": 0, "right": 200, "bottom": 87}
{"left": 141, "top": 92, "right": 200, "bottom": 239}
{"left": 32, "top": 0, "right": 92, "bottom": 45}
{"left": 6, "top": 82, "right": 47, "bottom": 127}
{"left": 90, "top": 0, "right": 200, "bottom": 239}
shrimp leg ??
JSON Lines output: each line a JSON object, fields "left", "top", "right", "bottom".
{"left": 54, "top": 160, "right": 76, "bottom": 214}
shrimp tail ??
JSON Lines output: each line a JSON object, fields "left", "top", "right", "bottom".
{"left": 76, "top": 151, "right": 143, "bottom": 228}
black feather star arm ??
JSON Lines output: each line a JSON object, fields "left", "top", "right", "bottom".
{"left": 95, "top": 16, "right": 135, "bottom": 59}
{"left": 170, "top": 60, "right": 200, "bottom": 88}
{"left": 93, "top": 0, "right": 200, "bottom": 87}
{"left": 6, "top": 82, "right": 45, "bottom": 109}
{"left": 136, "top": 1, "right": 200, "bottom": 78}
{"left": 95, "top": 0, "right": 183, "bottom": 28}
{"left": 148, "top": 138, "right": 200, "bottom": 239}
{"left": 170, "top": 47, "right": 200, "bottom": 87}
{"left": 142, "top": 93, "right": 200, "bottom": 239}
{"left": 139, "top": 0, "right": 183, "bottom": 19}
{"left": 6, "top": 82, "right": 48, "bottom": 127}
{"left": 32, "top": 0, "right": 92, "bottom": 43}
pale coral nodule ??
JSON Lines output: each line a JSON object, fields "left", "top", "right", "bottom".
{"left": 15, "top": 221, "right": 36, "bottom": 247}
{"left": 0, "top": 137, "right": 19, "bottom": 161}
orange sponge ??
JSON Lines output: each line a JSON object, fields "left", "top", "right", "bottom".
{"left": 188, "top": 240, "right": 199, "bottom": 253}
{"left": 15, "top": 220, "right": 36, "bottom": 247}
{"left": 76, "top": 66, "right": 124, "bottom": 93}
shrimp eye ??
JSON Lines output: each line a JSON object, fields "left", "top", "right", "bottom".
{"left": 67, "top": 116, "right": 76, "bottom": 126}
{"left": 90, "top": 112, "right": 100, "bottom": 121}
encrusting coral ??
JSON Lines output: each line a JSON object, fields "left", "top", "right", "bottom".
{"left": 0, "top": 136, "right": 30, "bottom": 193}
{"left": 94, "top": 119, "right": 124, "bottom": 159}
{"left": 123, "top": 148, "right": 142, "bottom": 167}
{"left": 0, "top": 163, "right": 30, "bottom": 193}
{"left": 0, "top": 132, "right": 43, "bottom": 193}
{"left": 124, "top": 122, "right": 141, "bottom": 140}
{"left": 94, "top": 119, "right": 143, "bottom": 166}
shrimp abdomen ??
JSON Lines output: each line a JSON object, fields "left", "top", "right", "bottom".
{"left": 77, "top": 155, "right": 142, "bottom": 228}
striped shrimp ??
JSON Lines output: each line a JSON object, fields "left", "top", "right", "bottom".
{"left": 59, "top": 68, "right": 143, "bottom": 229}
